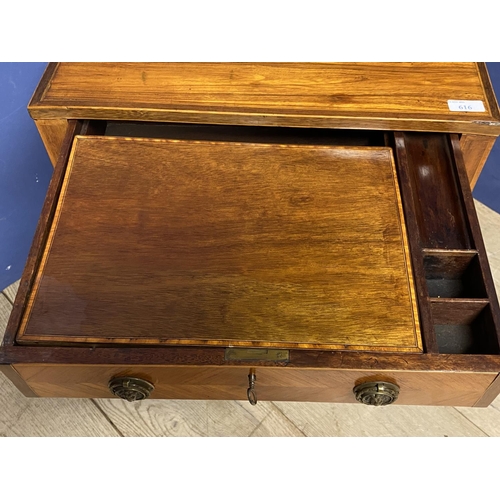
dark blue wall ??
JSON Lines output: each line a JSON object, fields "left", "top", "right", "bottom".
{"left": 0, "top": 63, "right": 52, "bottom": 291}
{"left": 0, "top": 63, "right": 499, "bottom": 291}
{"left": 474, "top": 62, "right": 500, "bottom": 214}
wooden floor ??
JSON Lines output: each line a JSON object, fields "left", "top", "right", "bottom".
{"left": 2, "top": 199, "right": 500, "bottom": 437}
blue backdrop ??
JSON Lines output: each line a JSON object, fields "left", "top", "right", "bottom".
{"left": 0, "top": 63, "right": 52, "bottom": 291}
{"left": 0, "top": 63, "right": 499, "bottom": 291}
{"left": 475, "top": 63, "right": 500, "bottom": 213}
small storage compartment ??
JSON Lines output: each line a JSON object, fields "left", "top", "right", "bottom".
{"left": 434, "top": 305, "right": 499, "bottom": 354}
{"left": 424, "top": 251, "right": 486, "bottom": 298}
{"left": 402, "top": 133, "right": 472, "bottom": 249}
{"left": 424, "top": 250, "right": 497, "bottom": 354}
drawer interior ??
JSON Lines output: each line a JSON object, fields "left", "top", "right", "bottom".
{"left": 424, "top": 252, "right": 486, "bottom": 299}
{"left": 434, "top": 306, "right": 497, "bottom": 354}
{"left": 9, "top": 123, "right": 500, "bottom": 359}
{"left": 394, "top": 132, "right": 500, "bottom": 355}
{"left": 105, "top": 121, "right": 387, "bottom": 147}
{"left": 15, "top": 128, "right": 422, "bottom": 352}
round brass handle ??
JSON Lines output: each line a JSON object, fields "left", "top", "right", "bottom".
{"left": 353, "top": 381, "right": 400, "bottom": 406}
{"left": 109, "top": 376, "right": 155, "bottom": 402}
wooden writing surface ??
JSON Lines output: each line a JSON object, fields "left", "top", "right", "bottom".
{"left": 17, "top": 136, "right": 421, "bottom": 352}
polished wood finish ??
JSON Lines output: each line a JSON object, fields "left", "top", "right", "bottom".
{"left": 29, "top": 63, "right": 500, "bottom": 136}
{"left": 29, "top": 62, "right": 59, "bottom": 104}
{"left": 1, "top": 125, "right": 498, "bottom": 404}
{"left": 423, "top": 249, "right": 478, "bottom": 278}
{"left": 474, "top": 373, "right": 500, "bottom": 407}
{"left": 477, "top": 62, "right": 500, "bottom": 123}
{"left": 400, "top": 133, "right": 472, "bottom": 249}
{"left": 450, "top": 135, "right": 500, "bottom": 350}
{"left": 393, "top": 133, "right": 438, "bottom": 353}
{"left": 3, "top": 64, "right": 500, "bottom": 407}
{"left": 4, "top": 343, "right": 500, "bottom": 372}
{"left": 394, "top": 131, "right": 500, "bottom": 357}
{"left": 424, "top": 253, "right": 486, "bottom": 299}
{"left": 16, "top": 137, "right": 421, "bottom": 352}
{"left": 0, "top": 365, "right": 36, "bottom": 397}
{"left": 34, "top": 119, "right": 68, "bottom": 167}
{"left": 460, "top": 134, "right": 497, "bottom": 188}
{"left": 14, "top": 363, "right": 496, "bottom": 406}
{"left": 2, "top": 120, "right": 82, "bottom": 348}
{"left": 430, "top": 298, "right": 489, "bottom": 324}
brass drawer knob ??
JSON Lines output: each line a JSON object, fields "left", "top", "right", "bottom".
{"left": 353, "top": 381, "right": 400, "bottom": 406}
{"left": 109, "top": 376, "right": 155, "bottom": 402}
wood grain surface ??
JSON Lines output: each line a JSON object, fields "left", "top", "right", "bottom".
{"left": 460, "top": 134, "right": 497, "bottom": 188}
{"left": 430, "top": 298, "right": 489, "bottom": 324}
{"left": 450, "top": 135, "right": 500, "bottom": 351}
{"left": 34, "top": 119, "right": 68, "bottom": 167}
{"left": 393, "top": 132, "right": 438, "bottom": 352}
{"left": 3, "top": 195, "right": 500, "bottom": 429}
{"left": 16, "top": 136, "right": 421, "bottom": 352}
{"left": 401, "top": 133, "right": 472, "bottom": 249}
{"left": 473, "top": 374, "right": 500, "bottom": 407}
{"left": 4, "top": 345, "right": 500, "bottom": 371}
{"left": 28, "top": 63, "right": 500, "bottom": 136}
{"left": 14, "top": 363, "right": 496, "bottom": 406}
{"left": 422, "top": 249, "right": 478, "bottom": 278}
{"left": 2, "top": 121, "right": 82, "bottom": 348}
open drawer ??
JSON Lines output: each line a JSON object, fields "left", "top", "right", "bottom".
{"left": 15, "top": 130, "right": 421, "bottom": 353}
{"left": 1, "top": 120, "right": 500, "bottom": 406}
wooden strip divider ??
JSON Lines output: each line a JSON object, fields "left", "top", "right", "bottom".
{"left": 394, "top": 132, "right": 500, "bottom": 355}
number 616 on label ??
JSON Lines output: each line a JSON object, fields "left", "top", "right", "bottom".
{"left": 448, "top": 100, "right": 485, "bottom": 112}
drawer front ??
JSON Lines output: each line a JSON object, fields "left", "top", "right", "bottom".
{"left": 13, "top": 364, "right": 497, "bottom": 407}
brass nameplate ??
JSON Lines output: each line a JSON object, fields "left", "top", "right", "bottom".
{"left": 225, "top": 348, "right": 290, "bottom": 362}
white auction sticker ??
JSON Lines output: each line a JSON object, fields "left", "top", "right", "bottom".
{"left": 448, "top": 100, "right": 485, "bottom": 112}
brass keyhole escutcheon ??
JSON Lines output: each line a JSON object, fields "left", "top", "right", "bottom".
{"left": 353, "top": 381, "right": 400, "bottom": 406}
{"left": 247, "top": 371, "right": 257, "bottom": 405}
{"left": 108, "top": 376, "right": 155, "bottom": 402}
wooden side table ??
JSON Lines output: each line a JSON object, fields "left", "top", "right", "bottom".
{"left": 1, "top": 63, "right": 500, "bottom": 407}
